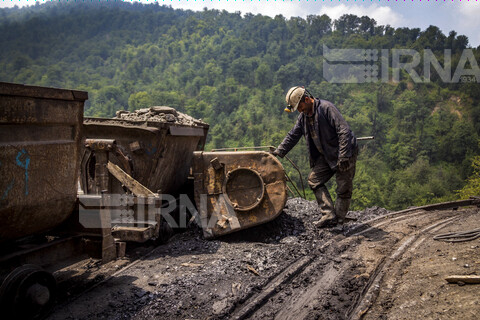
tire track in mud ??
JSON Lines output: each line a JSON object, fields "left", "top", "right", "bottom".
{"left": 226, "top": 208, "right": 466, "bottom": 320}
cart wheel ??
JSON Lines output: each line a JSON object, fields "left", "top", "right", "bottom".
{"left": 0, "top": 264, "right": 57, "bottom": 319}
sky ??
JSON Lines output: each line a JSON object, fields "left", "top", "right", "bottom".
{"left": 1, "top": 1, "right": 479, "bottom": 47}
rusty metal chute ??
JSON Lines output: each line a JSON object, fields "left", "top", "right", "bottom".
{"left": 192, "top": 151, "right": 288, "bottom": 238}
{"left": 79, "top": 116, "right": 209, "bottom": 244}
{"left": 81, "top": 117, "right": 209, "bottom": 196}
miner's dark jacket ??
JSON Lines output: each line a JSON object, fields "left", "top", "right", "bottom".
{"left": 277, "top": 98, "right": 357, "bottom": 169}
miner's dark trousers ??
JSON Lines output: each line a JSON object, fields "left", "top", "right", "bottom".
{"left": 307, "top": 152, "right": 357, "bottom": 200}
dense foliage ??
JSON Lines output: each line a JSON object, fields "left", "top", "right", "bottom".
{"left": 1, "top": 2, "right": 479, "bottom": 210}
{"left": 457, "top": 154, "right": 480, "bottom": 199}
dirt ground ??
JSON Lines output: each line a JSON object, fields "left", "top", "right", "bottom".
{"left": 47, "top": 198, "right": 480, "bottom": 320}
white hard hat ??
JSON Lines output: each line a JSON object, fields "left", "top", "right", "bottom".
{"left": 285, "top": 86, "right": 305, "bottom": 112}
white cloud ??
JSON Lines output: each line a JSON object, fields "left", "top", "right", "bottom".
{"left": 455, "top": 2, "right": 480, "bottom": 46}
{"left": 318, "top": 4, "right": 403, "bottom": 27}
{"left": 457, "top": 2, "right": 480, "bottom": 19}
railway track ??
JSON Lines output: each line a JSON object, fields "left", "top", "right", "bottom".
{"left": 346, "top": 215, "right": 460, "bottom": 320}
{"left": 223, "top": 201, "right": 477, "bottom": 320}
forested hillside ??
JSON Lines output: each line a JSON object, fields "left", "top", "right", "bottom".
{"left": 1, "top": 2, "right": 479, "bottom": 209}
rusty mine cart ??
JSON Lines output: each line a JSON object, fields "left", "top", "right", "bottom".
{"left": 0, "top": 82, "right": 288, "bottom": 319}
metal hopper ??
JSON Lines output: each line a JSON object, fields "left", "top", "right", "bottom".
{"left": 192, "top": 151, "right": 288, "bottom": 238}
{"left": 79, "top": 108, "right": 209, "bottom": 243}
{"left": 0, "top": 82, "right": 86, "bottom": 242}
{"left": 81, "top": 108, "right": 209, "bottom": 196}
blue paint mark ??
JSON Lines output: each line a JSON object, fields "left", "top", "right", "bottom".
{"left": 1, "top": 179, "right": 14, "bottom": 201}
{"left": 16, "top": 149, "right": 30, "bottom": 195}
{"left": 144, "top": 143, "right": 157, "bottom": 156}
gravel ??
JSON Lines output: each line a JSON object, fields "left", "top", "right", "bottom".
{"left": 49, "top": 198, "right": 394, "bottom": 320}
{"left": 114, "top": 106, "right": 207, "bottom": 127}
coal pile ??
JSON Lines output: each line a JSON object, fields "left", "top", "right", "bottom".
{"left": 282, "top": 198, "right": 391, "bottom": 228}
{"left": 48, "top": 197, "right": 395, "bottom": 320}
{"left": 115, "top": 106, "right": 207, "bottom": 127}
{"left": 348, "top": 206, "right": 391, "bottom": 223}
{"left": 217, "top": 198, "right": 392, "bottom": 243}
{"left": 219, "top": 198, "right": 311, "bottom": 242}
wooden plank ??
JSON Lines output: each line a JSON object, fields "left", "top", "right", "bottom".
{"left": 445, "top": 275, "right": 480, "bottom": 284}
{"left": 106, "top": 161, "right": 155, "bottom": 197}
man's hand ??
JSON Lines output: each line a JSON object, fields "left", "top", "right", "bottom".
{"left": 269, "top": 146, "right": 284, "bottom": 158}
{"left": 337, "top": 157, "right": 351, "bottom": 172}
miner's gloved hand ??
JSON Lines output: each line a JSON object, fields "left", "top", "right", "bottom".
{"left": 269, "top": 146, "right": 284, "bottom": 158}
{"left": 337, "top": 157, "right": 351, "bottom": 172}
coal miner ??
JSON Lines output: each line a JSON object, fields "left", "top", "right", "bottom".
{"left": 271, "top": 86, "right": 358, "bottom": 228}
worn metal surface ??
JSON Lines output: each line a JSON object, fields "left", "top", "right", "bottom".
{"left": 80, "top": 116, "right": 207, "bottom": 244}
{"left": 84, "top": 139, "right": 115, "bottom": 194}
{"left": 111, "top": 226, "right": 155, "bottom": 243}
{"left": 77, "top": 194, "right": 117, "bottom": 262}
{"left": 81, "top": 117, "right": 208, "bottom": 196}
{"left": 192, "top": 151, "right": 288, "bottom": 238}
{"left": 223, "top": 168, "right": 265, "bottom": 211}
{"left": 0, "top": 82, "right": 87, "bottom": 242}
{"left": 106, "top": 161, "right": 155, "bottom": 197}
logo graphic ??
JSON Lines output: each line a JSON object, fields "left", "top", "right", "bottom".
{"left": 323, "top": 46, "right": 380, "bottom": 83}
{"left": 323, "top": 45, "right": 480, "bottom": 84}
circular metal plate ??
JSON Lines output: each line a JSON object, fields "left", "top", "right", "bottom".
{"left": 223, "top": 168, "right": 265, "bottom": 211}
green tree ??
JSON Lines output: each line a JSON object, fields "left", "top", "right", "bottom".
{"left": 128, "top": 91, "right": 152, "bottom": 111}
{"left": 457, "top": 156, "right": 480, "bottom": 199}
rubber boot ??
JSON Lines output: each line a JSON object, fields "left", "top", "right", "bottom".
{"left": 335, "top": 197, "right": 351, "bottom": 225}
{"left": 312, "top": 186, "right": 336, "bottom": 228}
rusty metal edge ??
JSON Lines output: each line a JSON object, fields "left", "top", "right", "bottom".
{"left": 83, "top": 120, "right": 161, "bottom": 134}
{"left": 0, "top": 82, "right": 88, "bottom": 101}
{"left": 392, "top": 198, "right": 479, "bottom": 215}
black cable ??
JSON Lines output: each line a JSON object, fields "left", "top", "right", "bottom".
{"left": 433, "top": 228, "right": 480, "bottom": 242}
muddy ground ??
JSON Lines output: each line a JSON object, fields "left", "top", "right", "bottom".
{"left": 48, "top": 198, "right": 480, "bottom": 320}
